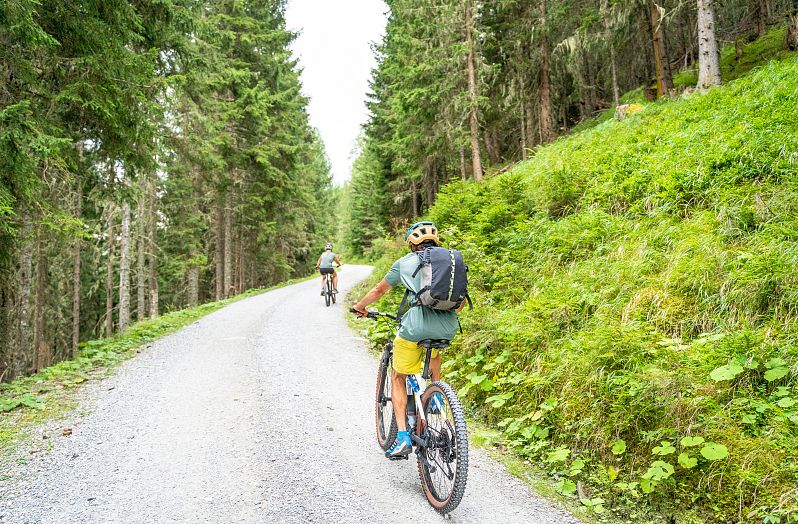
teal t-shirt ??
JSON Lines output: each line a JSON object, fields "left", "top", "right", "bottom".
{"left": 319, "top": 251, "right": 336, "bottom": 268}
{"left": 385, "top": 252, "right": 459, "bottom": 342}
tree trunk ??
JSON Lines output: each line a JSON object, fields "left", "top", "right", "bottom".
{"left": 71, "top": 183, "right": 82, "bottom": 357}
{"left": 105, "top": 206, "right": 116, "bottom": 337}
{"left": 520, "top": 99, "right": 528, "bottom": 160}
{"left": 118, "top": 202, "right": 131, "bottom": 331}
{"left": 787, "top": 3, "right": 798, "bottom": 51}
{"left": 147, "top": 181, "right": 158, "bottom": 318}
{"left": 136, "top": 179, "right": 147, "bottom": 320}
{"left": 484, "top": 129, "right": 501, "bottom": 165}
{"left": 459, "top": 145, "right": 467, "bottom": 179}
{"left": 649, "top": 0, "right": 674, "bottom": 97}
{"left": 14, "top": 211, "right": 34, "bottom": 377}
{"left": 606, "top": 21, "right": 621, "bottom": 106}
{"left": 524, "top": 97, "right": 537, "bottom": 149}
{"left": 33, "top": 228, "right": 48, "bottom": 371}
{"left": 410, "top": 180, "right": 419, "bottom": 217}
{"left": 755, "top": 0, "right": 768, "bottom": 38}
{"left": 697, "top": 0, "right": 721, "bottom": 89}
{"left": 239, "top": 230, "right": 246, "bottom": 294}
{"left": 187, "top": 266, "right": 199, "bottom": 308}
{"left": 465, "top": 0, "right": 483, "bottom": 182}
{"left": 223, "top": 192, "right": 233, "bottom": 298}
{"left": 214, "top": 196, "right": 224, "bottom": 300}
{"left": 539, "top": 0, "right": 555, "bottom": 142}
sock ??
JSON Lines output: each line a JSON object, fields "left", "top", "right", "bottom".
{"left": 397, "top": 430, "right": 410, "bottom": 440}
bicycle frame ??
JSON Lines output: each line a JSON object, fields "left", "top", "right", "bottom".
{"left": 405, "top": 345, "right": 434, "bottom": 443}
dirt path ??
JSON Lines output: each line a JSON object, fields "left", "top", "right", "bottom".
{"left": 0, "top": 265, "right": 578, "bottom": 524}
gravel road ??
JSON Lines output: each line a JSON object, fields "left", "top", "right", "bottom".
{"left": 0, "top": 265, "right": 578, "bottom": 524}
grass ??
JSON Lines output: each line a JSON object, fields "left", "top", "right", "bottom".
{"left": 576, "top": 25, "right": 791, "bottom": 132}
{"left": 0, "top": 275, "right": 314, "bottom": 464}
{"left": 356, "top": 52, "right": 798, "bottom": 523}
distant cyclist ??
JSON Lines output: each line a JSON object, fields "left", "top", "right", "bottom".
{"left": 316, "top": 242, "right": 341, "bottom": 295}
{"left": 352, "top": 222, "right": 466, "bottom": 458}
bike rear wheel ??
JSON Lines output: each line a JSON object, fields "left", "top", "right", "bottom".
{"left": 324, "top": 276, "right": 331, "bottom": 307}
{"left": 375, "top": 345, "right": 398, "bottom": 450}
{"left": 330, "top": 277, "right": 336, "bottom": 304}
{"left": 417, "top": 381, "right": 468, "bottom": 514}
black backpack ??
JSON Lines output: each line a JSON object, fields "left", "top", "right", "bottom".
{"left": 398, "top": 246, "right": 472, "bottom": 315}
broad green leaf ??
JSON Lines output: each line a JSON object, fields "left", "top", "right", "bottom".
{"left": 546, "top": 447, "right": 570, "bottom": 464}
{"left": 764, "top": 367, "right": 789, "bottom": 382}
{"left": 680, "top": 436, "right": 705, "bottom": 447}
{"left": 555, "top": 479, "right": 577, "bottom": 495}
{"left": 611, "top": 439, "right": 626, "bottom": 455}
{"left": 774, "top": 387, "right": 791, "bottom": 397}
{"left": 764, "top": 357, "right": 786, "bottom": 369}
{"left": 540, "top": 398, "right": 558, "bottom": 411}
{"left": 652, "top": 441, "right": 675, "bottom": 455}
{"left": 700, "top": 443, "right": 729, "bottom": 461}
{"left": 642, "top": 460, "right": 674, "bottom": 481}
{"left": 678, "top": 452, "right": 698, "bottom": 469}
{"left": 469, "top": 374, "right": 488, "bottom": 384}
{"left": 640, "top": 477, "right": 655, "bottom": 494}
{"left": 710, "top": 363, "right": 744, "bottom": 382}
{"left": 776, "top": 397, "right": 796, "bottom": 408}
{"left": 607, "top": 465, "right": 619, "bottom": 481}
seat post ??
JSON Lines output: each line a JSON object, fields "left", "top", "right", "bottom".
{"left": 421, "top": 342, "right": 433, "bottom": 380}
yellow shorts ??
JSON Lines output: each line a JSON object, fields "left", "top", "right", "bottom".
{"left": 392, "top": 336, "right": 440, "bottom": 375}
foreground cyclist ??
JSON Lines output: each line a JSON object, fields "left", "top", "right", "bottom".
{"left": 315, "top": 242, "right": 341, "bottom": 295}
{"left": 352, "top": 221, "right": 465, "bottom": 458}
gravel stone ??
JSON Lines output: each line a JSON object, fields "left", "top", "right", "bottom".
{"left": 0, "top": 265, "right": 579, "bottom": 524}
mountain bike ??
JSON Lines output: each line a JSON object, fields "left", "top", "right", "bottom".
{"left": 317, "top": 266, "right": 339, "bottom": 307}
{"left": 359, "top": 308, "right": 468, "bottom": 515}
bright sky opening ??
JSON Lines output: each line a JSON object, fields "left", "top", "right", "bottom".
{"left": 285, "top": 0, "right": 389, "bottom": 185}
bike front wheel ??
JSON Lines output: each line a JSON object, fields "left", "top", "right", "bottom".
{"left": 375, "top": 345, "right": 397, "bottom": 450}
{"left": 417, "top": 381, "right": 468, "bottom": 514}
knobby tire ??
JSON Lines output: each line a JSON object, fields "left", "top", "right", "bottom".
{"left": 324, "top": 275, "right": 331, "bottom": 307}
{"left": 417, "top": 381, "right": 468, "bottom": 515}
{"left": 375, "top": 345, "right": 398, "bottom": 450}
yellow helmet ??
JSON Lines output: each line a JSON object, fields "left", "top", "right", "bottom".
{"left": 405, "top": 221, "right": 440, "bottom": 246}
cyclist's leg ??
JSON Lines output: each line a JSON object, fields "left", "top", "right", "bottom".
{"left": 391, "top": 369, "right": 408, "bottom": 432}
{"left": 430, "top": 354, "right": 442, "bottom": 382}
{"left": 332, "top": 271, "right": 339, "bottom": 291}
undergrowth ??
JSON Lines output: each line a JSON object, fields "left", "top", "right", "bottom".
{"left": 357, "top": 55, "right": 798, "bottom": 523}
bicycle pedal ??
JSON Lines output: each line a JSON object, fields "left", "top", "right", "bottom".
{"left": 387, "top": 454, "right": 409, "bottom": 461}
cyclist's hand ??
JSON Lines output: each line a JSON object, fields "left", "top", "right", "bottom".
{"left": 350, "top": 304, "right": 367, "bottom": 317}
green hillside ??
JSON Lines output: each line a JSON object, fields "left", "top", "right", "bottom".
{"left": 357, "top": 55, "right": 798, "bottom": 523}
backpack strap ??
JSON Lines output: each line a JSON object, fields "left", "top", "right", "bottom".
{"left": 411, "top": 250, "right": 427, "bottom": 277}
{"left": 465, "top": 291, "right": 473, "bottom": 310}
{"left": 397, "top": 288, "right": 411, "bottom": 318}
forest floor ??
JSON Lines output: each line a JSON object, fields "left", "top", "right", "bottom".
{"left": 0, "top": 265, "right": 578, "bottom": 523}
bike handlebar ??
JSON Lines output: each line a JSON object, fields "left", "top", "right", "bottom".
{"left": 350, "top": 308, "right": 398, "bottom": 321}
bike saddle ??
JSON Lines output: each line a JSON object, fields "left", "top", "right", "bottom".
{"left": 419, "top": 339, "right": 451, "bottom": 349}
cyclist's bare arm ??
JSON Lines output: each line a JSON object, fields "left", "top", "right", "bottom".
{"left": 315, "top": 255, "right": 322, "bottom": 268}
{"left": 352, "top": 279, "right": 392, "bottom": 316}
{"left": 334, "top": 254, "right": 342, "bottom": 266}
